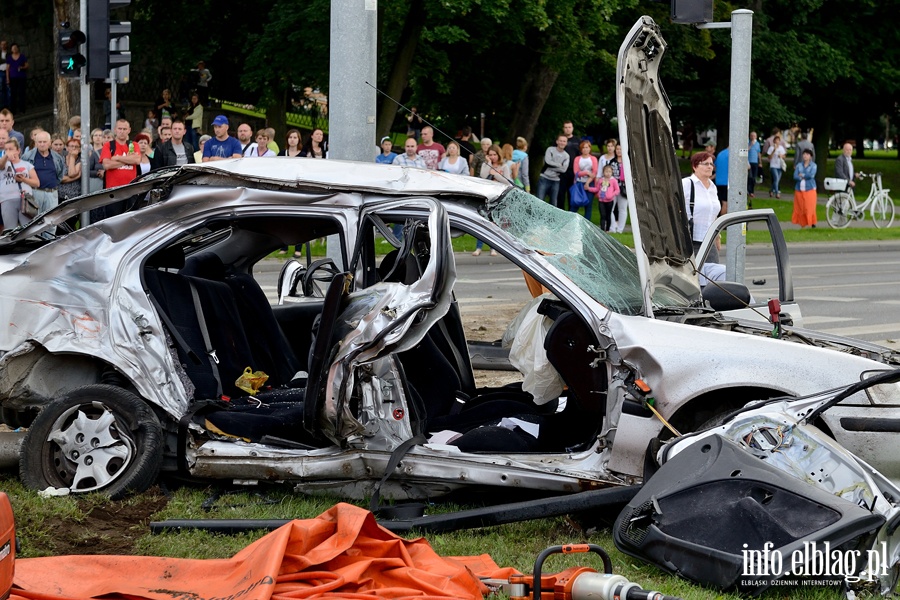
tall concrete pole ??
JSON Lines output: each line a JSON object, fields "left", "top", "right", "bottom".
{"left": 329, "top": 0, "right": 377, "bottom": 161}
{"left": 725, "top": 9, "right": 753, "bottom": 282}
{"left": 328, "top": 0, "right": 377, "bottom": 264}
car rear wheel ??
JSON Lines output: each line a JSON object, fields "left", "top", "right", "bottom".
{"left": 20, "top": 385, "right": 163, "bottom": 499}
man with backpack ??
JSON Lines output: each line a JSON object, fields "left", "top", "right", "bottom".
{"left": 99, "top": 118, "right": 141, "bottom": 218}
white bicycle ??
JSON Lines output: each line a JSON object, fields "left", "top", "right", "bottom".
{"left": 824, "top": 171, "right": 895, "bottom": 229}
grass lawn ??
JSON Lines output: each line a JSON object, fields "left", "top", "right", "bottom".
{"left": 0, "top": 474, "right": 847, "bottom": 599}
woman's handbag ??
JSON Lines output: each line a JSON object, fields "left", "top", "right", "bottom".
{"left": 18, "top": 182, "right": 39, "bottom": 219}
{"left": 568, "top": 182, "right": 592, "bottom": 208}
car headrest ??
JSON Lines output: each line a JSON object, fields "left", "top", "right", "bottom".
{"left": 145, "top": 245, "right": 185, "bottom": 270}
{"left": 181, "top": 251, "right": 227, "bottom": 280}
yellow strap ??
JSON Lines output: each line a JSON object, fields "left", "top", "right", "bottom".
{"left": 645, "top": 401, "right": 682, "bottom": 437}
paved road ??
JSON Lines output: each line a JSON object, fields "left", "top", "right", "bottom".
{"left": 257, "top": 240, "right": 900, "bottom": 349}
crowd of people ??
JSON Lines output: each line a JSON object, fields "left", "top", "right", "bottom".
{"left": 378, "top": 119, "right": 631, "bottom": 253}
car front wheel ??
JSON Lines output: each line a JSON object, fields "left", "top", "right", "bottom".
{"left": 20, "top": 385, "right": 163, "bottom": 499}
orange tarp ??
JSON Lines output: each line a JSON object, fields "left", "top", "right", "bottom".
{"left": 12, "top": 502, "right": 516, "bottom": 600}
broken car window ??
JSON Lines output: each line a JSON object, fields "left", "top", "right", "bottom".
{"left": 489, "top": 188, "right": 680, "bottom": 315}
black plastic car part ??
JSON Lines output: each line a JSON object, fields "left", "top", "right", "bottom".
{"left": 614, "top": 434, "right": 884, "bottom": 595}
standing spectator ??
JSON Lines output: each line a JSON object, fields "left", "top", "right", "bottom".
{"left": 279, "top": 129, "right": 303, "bottom": 157}
{"left": 5, "top": 43, "right": 28, "bottom": 114}
{"left": 156, "top": 125, "right": 172, "bottom": 149}
{"left": 794, "top": 132, "right": 815, "bottom": 166}
{"left": 185, "top": 92, "right": 203, "bottom": 149}
{"left": 598, "top": 138, "right": 616, "bottom": 172}
{"left": 437, "top": 141, "right": 468, "bottom": 175}
{"left": 202, "top": 115, "right": 242, "bottom": 161}
{"left": 251, "top": 129, "right": 275, "bottom": 156}
{"left": 558, "top": 120, "right": 580, "bottom": 210}
{"left": 501, "top": 144, "right": 519, "bottom": 185}
{"left": 100, "top": 118, "right": 140, "bottom": 189}
{"left": 416, "top": 126, "right": 445, "bottom": 170}
{"left": 747, "top": 131, "right": 760, "bottom": 201}
{"left": 66, "top": 116, "right": 81, "bottom": 139}
{"left": 406, "top": 106, "right": 424, "bottom": 141}
{"left": 236, "top": 123, "right": 257, "bottom": 156}
{"left": 1, "top": 138, "right": 38, "bottom": 229}
{"left": 767, "top": 134, "right": 787, "bottom": 198}
{"left": 534, "top": 134, "right": 570, "bottom": 208}
{"left": 266, "top": 128, "right": 279, "bottom": 154}
{"left": 88, "top": 129, "right": 105, "bottom": 193}
{"left": 159, "top": 120, "right": 195, "bottom": 167}
{"left": 0, "top": 40, "right": 8, "bottom": 109}
{"left": 761, "top": 127, "right": 780, "bottom": 157}
{"left": 834, "top": 142, "right": 858, "bottom": 189}
{"left": 714, "top": 146, "right": 729, "bottom": 214}
{"left": 681, "top": 152, "right": 721, "bottom": 263}
{"left": 454, "top": 126, "right": 476, "bottom": 165}
{"left": 134, "top": 133, "right": 154, "bottom": 176}
{"left": 143, "top": 109, "right": 159, "bottom": 140}
{"left": 512, "top": 137, "right": 530, "bottom": 191}
{"left": 609, "top": 143, "right": 628, "bottom": 233}
{"left": 392, "top": 137, "right": 426, "bottom": 168}
{"left": 0, "top": 109, "right": 24, "bottom": 148}
{"left": 473, "top": 145, "right": 509, "bottom": 256}
{"left": 570, "top": 140, "right": 598, "bottom": 220}
{"left": 479, "top": 144, "right": 512, "bottom": 182}
{"left": 194, "top": 61, "right": 212, "bottom": 106}
{"left": 469, "top": 137, "right": 491, "bottom": 178}
{"left": 792, "top": 148, "right": 818, "bottom": 228}
{"left": 154, "top": 88, "right": 174, "bottom": 121}
{"left": 59, "top": 138, "right": 83, "bottom": 201}
{"left": 375, "top": 136, "right": 397, "bottom": 164}
{"left": 51, "top": 135, "right": 66, "bottom": 156}
{"left": 0, "top": 129, "right": 8, "bottom": 168}
{"left": 194, "top": 134, "right": 211, "bottom": 163}
{"left": 102, "top": 129, "right": 113, "bottom": 144}
{"left": 300, "top": 128, "right": 326, "bottom": 158}
{"left": 586, "top": 164, "right": 620, "bottom": 232}
{"left": 22, "top": 132, "right": 63, "bottom": 233}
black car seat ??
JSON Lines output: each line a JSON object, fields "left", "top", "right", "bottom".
{"left": 181, "top": 252, "right": 303, "bottom": 387}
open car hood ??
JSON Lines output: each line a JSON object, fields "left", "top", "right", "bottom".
{"left": 617, "top": 17, "right": 701, "bottom": 316}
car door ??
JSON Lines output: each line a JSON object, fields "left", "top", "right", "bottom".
{"left": 312, "top": 196, "right": 457, "bottom": 446}
{"left": 695, "top": 208, "right": 802, "bottom": 325}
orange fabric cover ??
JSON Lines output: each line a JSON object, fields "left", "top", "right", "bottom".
{"left": 12, "top": 502, "right": 514, "bottom": 600}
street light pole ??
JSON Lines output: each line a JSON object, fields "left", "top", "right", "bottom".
{"left": 725, "top": 9, "right": 753, "bottom": 283}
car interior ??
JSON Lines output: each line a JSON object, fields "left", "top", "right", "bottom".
{"left": 141, "top": 211, "right": 608, "bottom": 455}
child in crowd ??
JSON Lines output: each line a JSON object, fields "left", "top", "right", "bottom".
{"left": 586, "top": 164, "right": 621, "bottom": 232}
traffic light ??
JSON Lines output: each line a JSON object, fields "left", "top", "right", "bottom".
{"left": 58, "top": 25, "right": 86, "bottom": 78}
{"left": 87, "top": 0, "right": 131, "bottom": 80}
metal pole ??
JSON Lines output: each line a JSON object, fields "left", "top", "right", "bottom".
{"left": 328, "top": 0, "right": 377, "bottom": 160}
{"left": 328, "top": 0, "right": 377, "bottom": 263}
{"left": 725, "top": 9, "right": 753, "bottom": 282}
{"left": 79, "top": 0, "right": 91, "bottom": 226}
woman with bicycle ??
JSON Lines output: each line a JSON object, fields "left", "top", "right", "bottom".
{"left": 791, "top": 148, "right": 817, "bottom": 228}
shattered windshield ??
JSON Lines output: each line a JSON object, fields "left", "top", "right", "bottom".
{"left": 489, "top": 188, "right": 646, "bottom": 315}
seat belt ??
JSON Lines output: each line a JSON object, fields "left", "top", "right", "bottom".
{"left": 188, "top": 282, "right": 224, "bottom": 397}
{"left": 368, "top": 433, "right": 426, "bottom": 516}
{"left": 147, "top": 293, "right": 203, "bottom": 366}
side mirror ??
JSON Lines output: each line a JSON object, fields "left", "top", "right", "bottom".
{"left": 702, "top": 281, "right": 751, "bottom": 312}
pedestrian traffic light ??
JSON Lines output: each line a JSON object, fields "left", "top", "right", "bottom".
{"left": 87, "top": 0, "right": 131, "bottom": 80}
{"left": 58, "top": 25, "right": 87, "bottom": 78}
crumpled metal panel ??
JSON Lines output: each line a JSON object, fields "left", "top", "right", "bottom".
{"left": 321, "top": 201, "right": 456, "bottom": 444}
{"left": 0, "top": 183, "right": 356, "bottom": 419}
{"left": 188, "top": 437, "right": 618, "bottom": 500}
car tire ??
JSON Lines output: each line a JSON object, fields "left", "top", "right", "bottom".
{"left": 20, "top": 384, "right": 163, "bottom": 499}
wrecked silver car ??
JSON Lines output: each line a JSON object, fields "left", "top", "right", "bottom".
{"left": 1, "top": 17, "right": 899, "bottom": 505}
